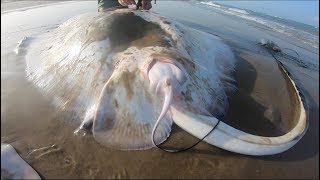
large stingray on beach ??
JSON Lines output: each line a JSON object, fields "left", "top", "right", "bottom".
{"left": 22, "top": 9, "right": 307, "bottom": 156}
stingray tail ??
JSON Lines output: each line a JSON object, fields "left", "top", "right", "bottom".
{"left": 152, "top": 80, "right": 173, "bottom": 146}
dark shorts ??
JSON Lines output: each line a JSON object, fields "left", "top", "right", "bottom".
{"left": 98, "top": 0, "right": 122, "bottom": 9}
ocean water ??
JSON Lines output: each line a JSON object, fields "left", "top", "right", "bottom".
{"left": 199, "top": 1, "right": 319, "bottom": 50}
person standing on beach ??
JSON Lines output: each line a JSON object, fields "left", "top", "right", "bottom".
{"left": 98, "top": 0, "right": 152, "bottom": 12}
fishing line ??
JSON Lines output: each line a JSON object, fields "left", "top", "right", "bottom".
{"left": 282, "top": 48, "right": 300, "bottom": 58}
{"left": 153, "top": 115, "right": 222, "bottom": 153}
{"left": 258, "top": 40, "right": 316, "bottom": 70}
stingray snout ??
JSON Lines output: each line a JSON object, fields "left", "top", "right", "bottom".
{"left": 144, "top": 57, "right": 186, "bottom": 94}
{"left": 144, "top": 57, "right": 186, "bottom": 146}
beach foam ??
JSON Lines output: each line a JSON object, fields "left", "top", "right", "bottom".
{"left": 199, "top": 1, "right": 319, "bottom": 50}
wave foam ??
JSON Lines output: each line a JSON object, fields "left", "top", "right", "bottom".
{"left": 200, "top": 1, "right": 221, "bottom": 8}
{"left": 199, "top": 1, "right": 318, "bottom": 49}
{"left": 228, "top": 8, "right": 249, "bottom": 15}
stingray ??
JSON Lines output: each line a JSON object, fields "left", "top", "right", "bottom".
{"left": 22, "top": 9, "right": 307, "bottom": 155}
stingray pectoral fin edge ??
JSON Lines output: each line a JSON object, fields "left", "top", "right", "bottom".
{"left": 171, "top": 64, "right": 307, "bottom": 156}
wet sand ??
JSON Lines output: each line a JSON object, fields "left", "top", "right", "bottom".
{"left": 1, "top": 1, "right": 319, "bottom": 179}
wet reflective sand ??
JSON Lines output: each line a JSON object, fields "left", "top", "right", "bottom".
{"left": 1, "top": 1, "right": 318, "bottom": 179}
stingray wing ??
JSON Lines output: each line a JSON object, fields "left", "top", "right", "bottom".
{"left": 25, "top": 13, "right": 114, "bottom": 122}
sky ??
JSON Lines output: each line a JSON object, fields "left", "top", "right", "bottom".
{"left": 214, "top": 1, "right": 319, "bottom": 27}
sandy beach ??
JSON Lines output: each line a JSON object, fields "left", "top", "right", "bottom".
{"left": 1, "top": 1, "right": 319, "bottom": 179}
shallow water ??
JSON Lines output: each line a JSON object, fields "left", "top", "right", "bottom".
{"left": 1, "top": 1, "right": 319, "bottom": 179}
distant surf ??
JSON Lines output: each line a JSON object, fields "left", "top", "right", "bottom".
{"left": 200, "top": 1, "right": 319, "bottom": 50}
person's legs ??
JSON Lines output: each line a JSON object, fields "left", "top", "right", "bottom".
{"left": 140, "top": 0, "right": 152, "bottom": 10}
{"left": 98, "top": 0, "right": 124, "bottom": 12}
